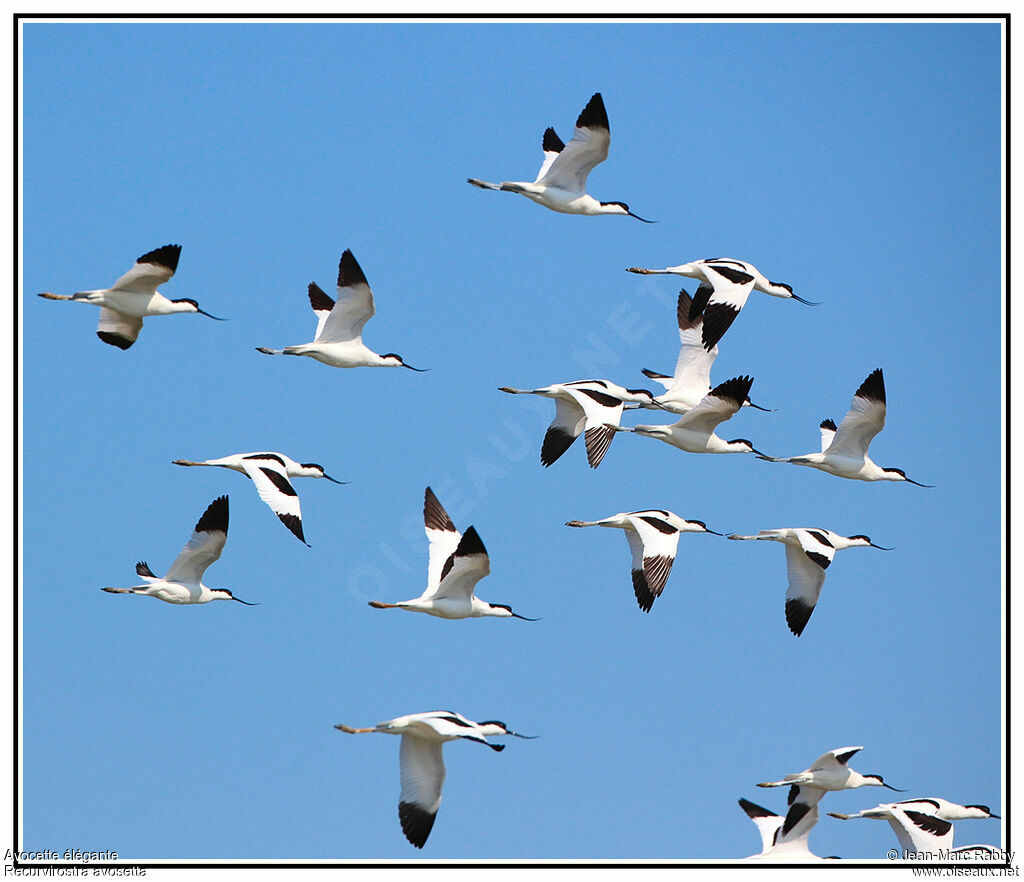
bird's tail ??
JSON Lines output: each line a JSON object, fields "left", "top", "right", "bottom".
{"left": 467, "top": 178, "right": 501, "bottom": 190}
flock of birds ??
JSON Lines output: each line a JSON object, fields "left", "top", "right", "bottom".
{"left": 38, "top": 90, "right": 998, "bottom": 858}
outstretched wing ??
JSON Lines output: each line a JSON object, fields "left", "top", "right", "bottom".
{"left": 107, "top": 244, "right": 180, "bottom": 294}
{"left": 565, "top": 383, "right": 627, "bottom": 468}
{"left": 165, "top": 496, "right": 229, "bottom": 583}
{"left": 696, "top": 261, "right": 757, "bottom": 351}
{"left": 623, "top": 513, "right": 682, "bottom": 612}
{"left": 825, "top": 369, "right": 886, "bottom": 459}
{"left": 533, "top": 127, "right": 565, "bottom": 182}
{"left": 782, "top": 532, "right": 836, "bottom": 636}
{"left": 239, "top": 456, "right": 306, "bottom": 544}
{"left": 398, "top": 736, "right": 445, "bottom": 849}
{"left": 307, "top": 282, "right": 336, "bottom": 341}
{"left": 667, "top": 287, "right": 716, "bottom": 403}
{"left": 421, "top": 487, "right": 462, "bottom": 598}
{"left": 541, "top": 396, "right": 586, "bottom": 467}
{"left": 431, "top": 526, "right": 490, "bottom": 602}
{"left": 672, "top": 375, "right": 752, "bottom": 435}
{"left": 887, "top": 805, "right": 954, "bottom": 855}
{"left": 96, "top": 307, "right": 143, "bottom": 349}
{"left": 317, "top": 250, "right": 376, "bottom": 343}
{"left": 537, "top": 93, "right": 610, "bottom": 194}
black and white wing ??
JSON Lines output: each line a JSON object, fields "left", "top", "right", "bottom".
{"left": 533, "top": 127, "right": 565, "bottom": 182}
{"left": 810, "top": 746, "right": 863, "bottom": 771}
{"left": 694, "top": 260, "right": 758, "bottom": 351}
{"left": 779, "top": 784, "right": 827, "bottom": 840}
{"left": 672, "top": 375, "right": 752, "bottom": 435}
{"left": 317, "top": 249, "right": 376, "bottom": 344}
{"left": 782, "top": 530, "right": 837, "bottom": 636}
{"left": 887, "top": 805, "right": 954, "bottom": 855}
{"left": 623, "top": 512, "right": 682, "bottom": 612}
{"left": 819, "top": 418, "right": 837, "bottom": 453}
{"left": 397, "top": 735, "right": 446, "bottom": 849}
{"left": 739, "top": 798, "right": 785, "bottom": 854}
{"left": 164, "top": 495, "right": 229, "bottom": 583}
{"left": 565, "top": 383, "right": 627, "bottom": 468}
{"left": 825, "top": 369, "right": 887, "bottom": 459}
{"left": 541, "top": 396, "right": 586, "bottom": 467}
{"left": 307, "top": 281, "right": 336, "bottom": 341}
{"left": 96, "top": 307, "right": 143, "bottom": 349}
{"left": 238, "top": 454, "right": 307, "bottom": 545}
{"left": 536, "top": 93, "right": 610, "bottom": 194}
{"left": 667, "top": 287, "right": 716, "bottom": 403}
{"left": 421, "top": 487, "right": 462, "bottom": 599}
{"left": 107, "top": 244, "right": 181, "bottom": 294}
{"left": 431, "top": 526, "right": 490, "bottom": 603}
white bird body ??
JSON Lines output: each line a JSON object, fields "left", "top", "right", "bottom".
{"left": 257, "top": 250, "right": 424, "bottom": 371}
{"left": 500, "top": 379, "right": 660, "bottom": 468}
{"left": 757, "top": 368, "right": 930, "bottom": 486}
{"left": 468, "top": 92, "right": 653, "bottom": 221}
{"left": 368, "top": 488, "right": 536, "bottom": 620}
{"left": 637, "top": 289, "right": 773, "bottom": 414}
{"left": 616, "top": 375, "right": 763, "bottom": 455}
{"left": 565, "top": 509, "right": 720, "bottom": 612}
{"left": 627, "top": 257, "right": 811, "bottom": 351}
{"left": 728, "top": 527, "right": 890, "bottom": 636}
{"left": 38, "top": 244, "right": 223, "bottom": 349}
{"left": 101, "top": 496, "right": 256, "bottom": 606}
{"left": 335, "top": 710, "right": 529, "bottom": 849}
{"left": 739, "top": 798, "right": 829, "bottom": 861}
{"left": 172, "top": 452, "right": 344, "bottom": 545}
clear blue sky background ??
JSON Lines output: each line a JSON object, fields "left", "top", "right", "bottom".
{"left": 20, "top": 20, "right": 1002, "bottom": 861}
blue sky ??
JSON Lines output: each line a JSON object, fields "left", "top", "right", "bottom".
{"left": 19, "top": 19, "right": 1003, "bottom": 861}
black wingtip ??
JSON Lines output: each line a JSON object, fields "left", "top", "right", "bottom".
{"left": 96, "top": 331, "right": 134, "bottom": 350}
{"left": 785, "top": 598, "right": 813, "bottom": 636}
{"left": 738, "top": 798, "right": 776, "bottom": 819}
{"left": 307, "top": 281, "right": 335, "bottom": 312}
{"left": 423, "top": 487, "right": 457, "bottom": 533}
{"left": 337, "top": 249, "right": 369, "bottom": 289}
{"left": 277, "top": 512, "right": 307, "bottom": 545}
{"left": 194, "top": 495, "right": 229, "bottom": 536}
{"left": 398, "top": 802, "right": 436, "bottom": 849}
{"left": 137, "top": 244, "right": 181, "bottom": 273}
{"left": 710, "top": 375, "right": 755, "bottom": 408}
{"left": 576, "top": 92, "right": 609, "bottom": 131}
{"left": 542, "top": 126, "right": 565, "bottom": 153}
{"left": 854, "top": 368, "right": 886, "bottom": 405}
{"left": 455, "top": 525, "right": 487, "bottom": 557}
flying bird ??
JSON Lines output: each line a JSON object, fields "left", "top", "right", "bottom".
{"left": 101, "top": 496, "right": 256, "bottom": 605}
{"left": 257, "top": 249, "right": 425, "bottom": 370}
{"left": 500, "top": 379, "right": 662, "bottom": 468}
{"left": 334, "top": 710, "right": 531, "bottom": 848}
{"left": 565, "top": 509, "right": 721, "bottom": 612}
{"left": 612, "top": 375, "right": 765, "bottom": 456}
{"left": 627, "top": 257, "right": 814, "bottom": 351}
{"left": 38, "top": 244, "right": 223, "bottom": 349}
{"left": 829, "top": 798, "right": 999, "bottom": 856}
{"left": 637, "top": 288, "right": 774, "bottom": 414}
{"left": 468, "top": 92, "right": 654, "bottom": 221}
{"left": 758, "top": 746, "right": 903, "bottom": 843}
{"left": 757, "top": 369, "right": 931, "bottom": 485}
{"left": 172, "top": 452, "right": 346, "bottom": 545}
{"left": 367, "top": 487, "right": 538, "bottom": 620}
{"left": 727, "top": 527, "right": 891, "bottom": 636}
